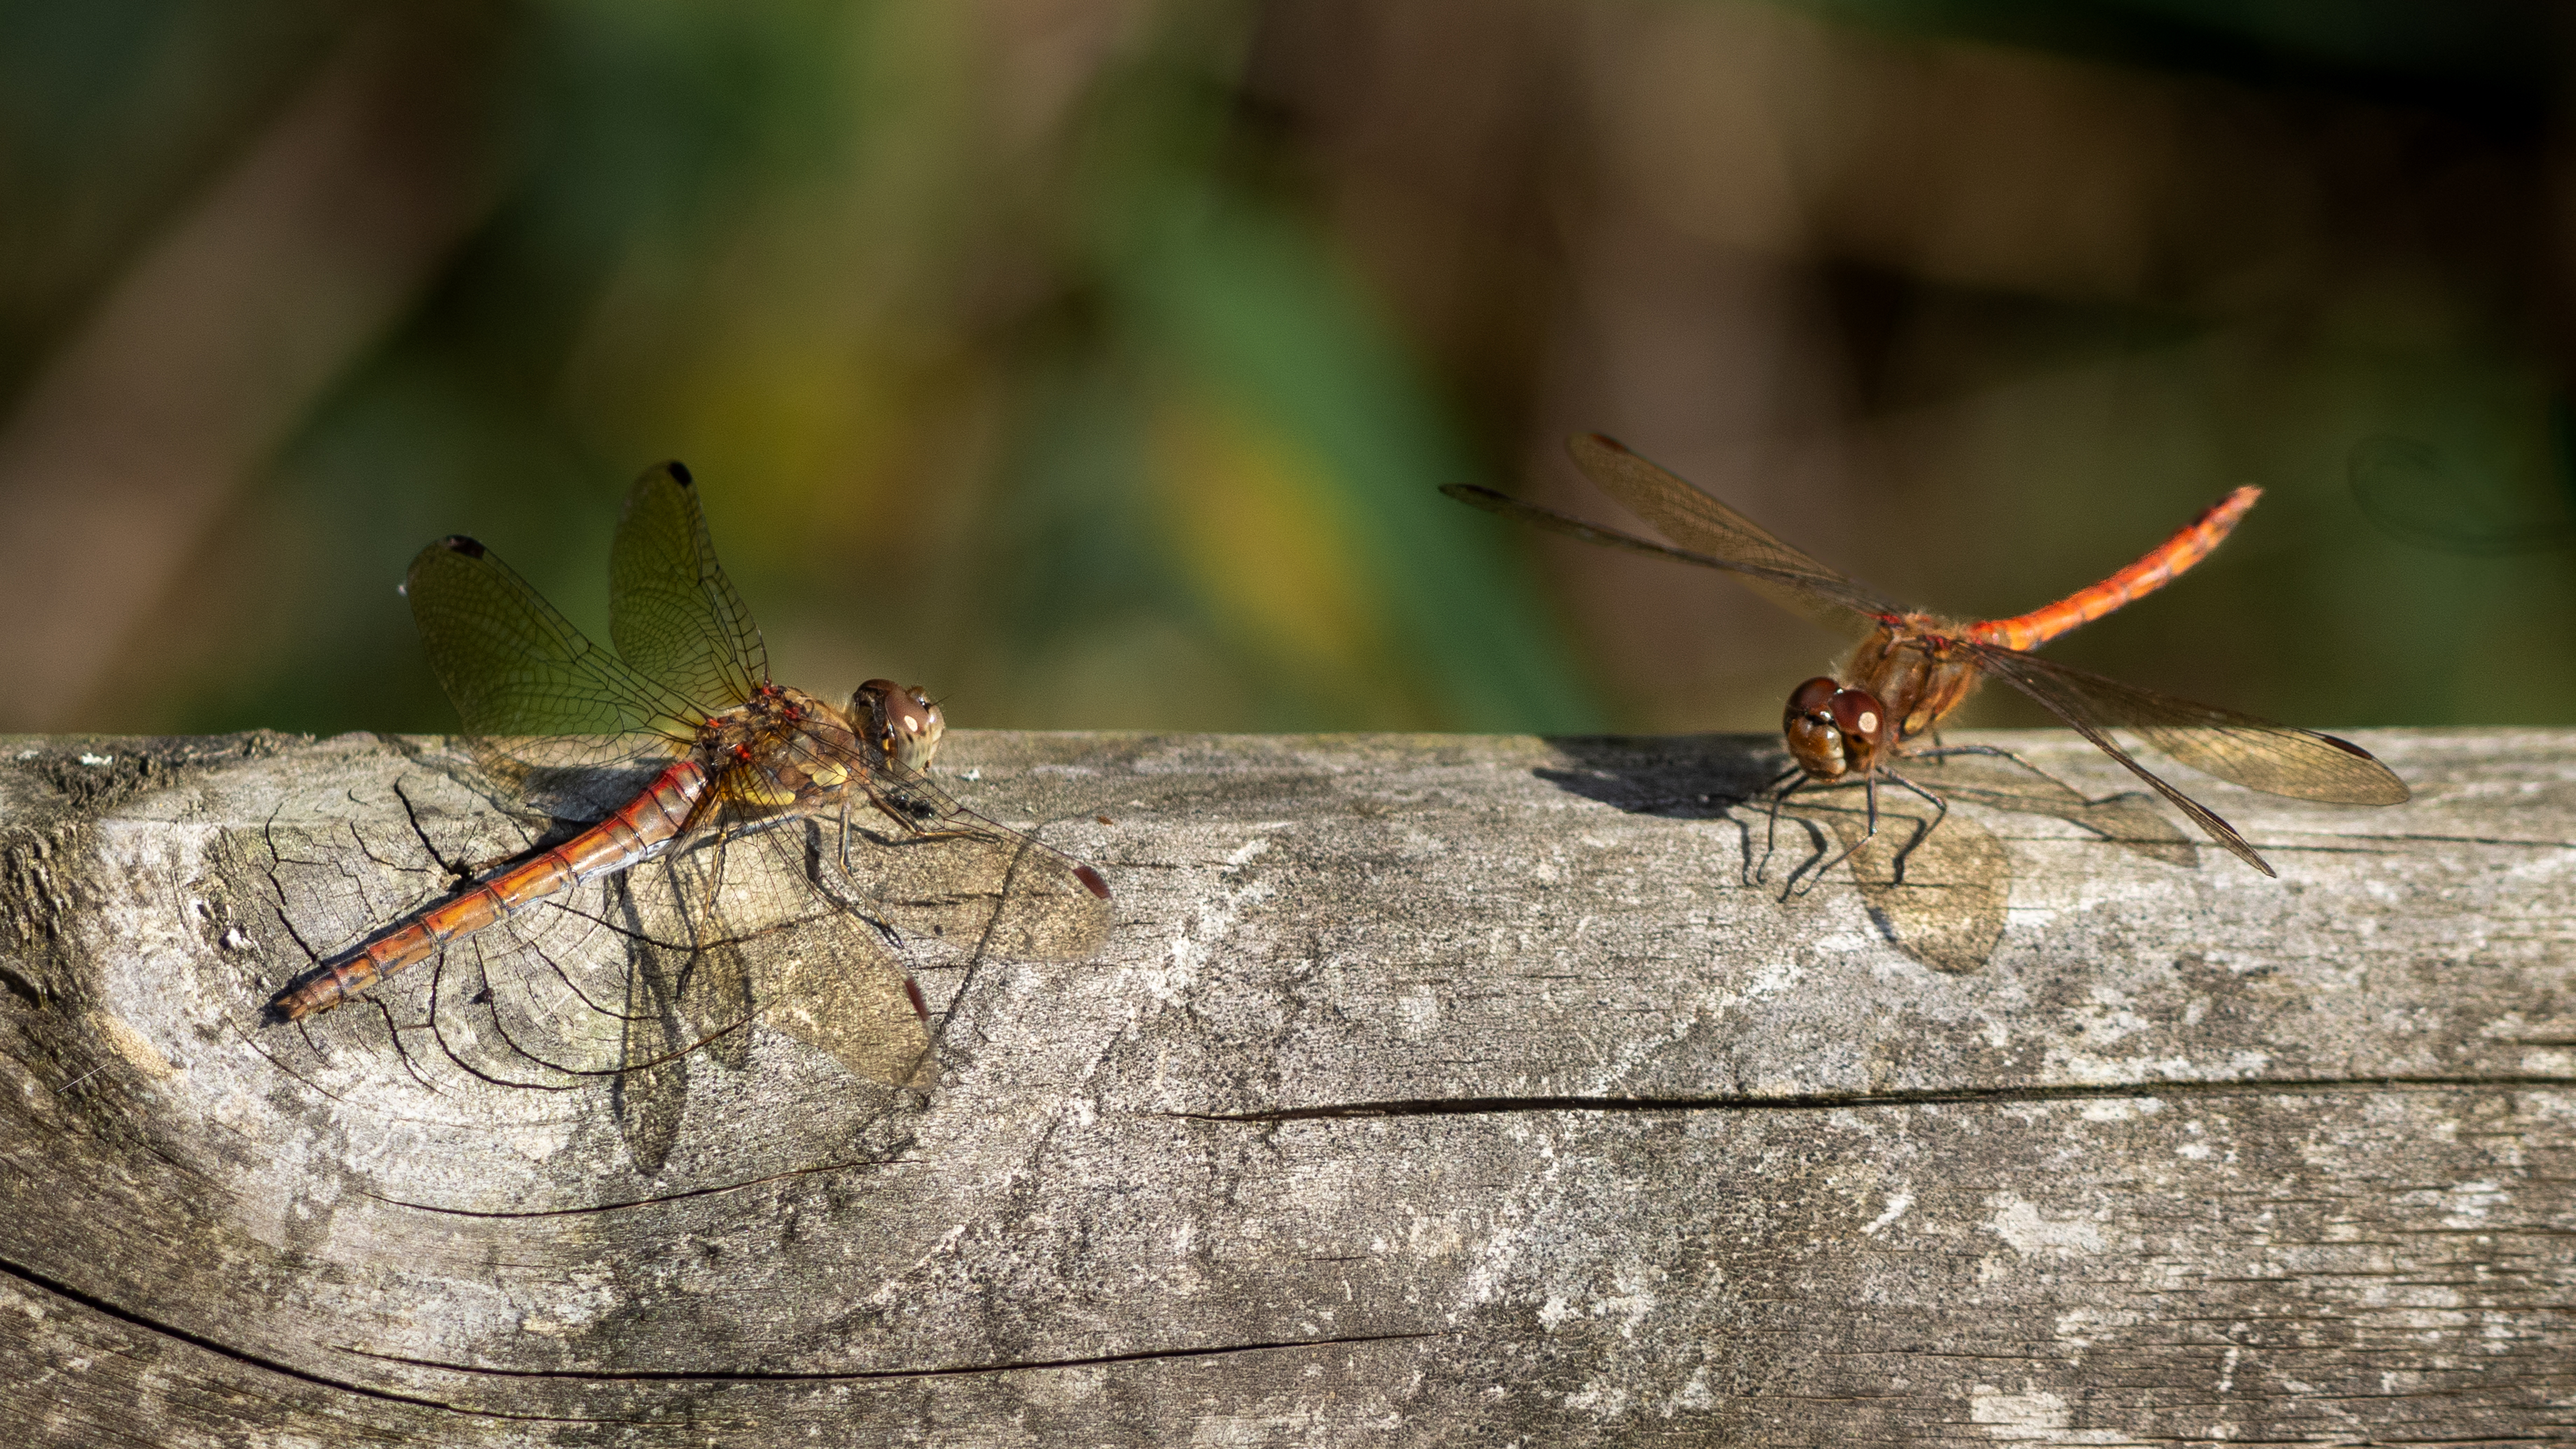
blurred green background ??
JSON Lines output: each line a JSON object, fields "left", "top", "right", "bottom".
{"left": 1, "top": 0, "right": 2570, "bottom": 739}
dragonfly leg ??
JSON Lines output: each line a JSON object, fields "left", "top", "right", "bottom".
{"left": 1879, "top": 770, "right": 1951, "bottom": 886}
{"left": 1906, "top": 742, "right": 2081, "bottom": 797}
{"left": 1788, "top": 773, "right": 1882, "bottom": 898}
{"left": 837, "top": 791, "right": 856, "bottom": 880}
{"left": 796, "top": 818, "right": 907, "bottom": 952}
{"left": 1755, "top": 767, "right": 1811, "bottom": 886}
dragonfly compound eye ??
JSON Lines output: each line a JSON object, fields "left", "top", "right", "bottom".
{"left": 1783, "top": 676, "right": 1849, "bottom": 778}
{"left": 1828, "top": 689, "right": 1888, "bottom": 748}
{"left": 853, "top": 678, "right": 946, "bottom": 771}
{"left": 1783, "top": 675, "right": 1838, "bottom": 731}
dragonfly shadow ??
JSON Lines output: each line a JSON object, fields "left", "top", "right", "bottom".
{"left": 1900, "top": 753, "right": 2200, "bottom": 872}
{"left": 1537, "top": 734, "right": 2006, "bottom": 972}
{"left": 253, "top": 460, "right": 1126, "bottom": 1209}
{"left": 1772, "top": 791, "right": 2009, "bottom": 975}
{"left": 1536, "top": 738, "right": 2199, "bottom": 976}
{"left": 1536, "top": 734, "right": 1783, "bottom": 822}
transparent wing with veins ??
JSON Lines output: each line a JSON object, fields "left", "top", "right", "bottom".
{"left": 609, "top": 461, "right": 772, "bottom": 714}
{"left": 1964, "top": 643, "right": 2409, "bottom": 874}
{"left": 405, "top": 535, "right": 701, "bottom": 792}
{"left": 1561, "top": 432, "right": 1905, "bottom": 629}
{"left": 1444, "top": 435, "right": 1904, "bottom": 636}
{"left": 848, "top": 732, "right": 1114, "bottom": 905}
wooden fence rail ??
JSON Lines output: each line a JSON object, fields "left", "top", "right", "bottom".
{"left": 2, "top": 727, "right": 2571, "bottom": 1445}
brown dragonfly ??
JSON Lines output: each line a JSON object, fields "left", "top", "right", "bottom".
{"left": 264, "top": 461, "right": 1109, "bottom": 1163}
{"left": 1448, "top": 434, "right": 2409, "bottom": 888}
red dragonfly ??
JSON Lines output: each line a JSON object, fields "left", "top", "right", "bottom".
{"left": 265, "top": 461, "right": 1109, "bottom": 1117}
{"left": 1447, "top": 434, "right": 2409, "bottom": 885}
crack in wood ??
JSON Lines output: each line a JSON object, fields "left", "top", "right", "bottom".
{"left": 338, "top": 1330, "right": 1443, "bottom": 1384}
{"left": 1181, "top": 1075, "right": 2576, "bottom": 1122}
{"left": 0, "top": 1251, "right": 631, "bottom": 1424}
{"left": 357, "top": 1153, "right": 914, "bottom": 1218}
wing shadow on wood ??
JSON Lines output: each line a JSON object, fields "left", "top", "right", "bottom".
{"left": 1536, "top": 736, "right": 2195, "bottom": 975}
{"left": 1899, "top": 754, "right": 2198, "bottom": 871}
{"left": 1537, "top": 734, "right": 2010, "bottom": 970}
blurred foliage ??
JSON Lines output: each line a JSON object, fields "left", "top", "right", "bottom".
{"left": 13, "top": 0, "right": 1591, "bottom": 735}
{"left": 1, "top": 0, "right": 2570, "bottom": 739}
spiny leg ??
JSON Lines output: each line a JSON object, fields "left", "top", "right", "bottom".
{"left": 803, "top": 815, "right": 907, "bottom": 954}
{"left": 1879, "top": 770, "right": 1952, "bottom": 886}
{"left": 1907, "top": 741, "right": 2083, "bottom": 798}
{"left": 1754, "top": 766, "right": 1810, "bottom": 886}
{"left": 1788, "top": 771, "right": 1882, "bottom": 898}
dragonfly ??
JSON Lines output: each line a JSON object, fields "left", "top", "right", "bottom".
{"left": 264, "top": 461, "right": 1109, "bottom": 1152}
{"left": 1447, "top": 434, "right": 2410, "bottom": 887}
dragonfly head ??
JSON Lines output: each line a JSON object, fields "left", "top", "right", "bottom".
{"left": 1783, "top": 675, "right": 1891, "bottom": 779}
{"left": 853, "top": 679, "right": 945, "bottom": 773}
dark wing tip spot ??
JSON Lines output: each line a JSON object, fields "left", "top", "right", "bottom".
{"left": 664, "top": 460, "right": 694, "bottom": 488}
{"left": 1076, "top": 864, "right": 1111, "bottom": 899}
{"left": 2317, "top": 732, "right": 2413, "bottom": 803}
{"left": 1441, "top": 483, "right": 1512, "bottom": 514}
{"left": 439, "top": 535, "right": 486, "bottom": 559}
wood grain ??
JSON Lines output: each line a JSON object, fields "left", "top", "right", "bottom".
{"left": 2, "top": 727, "right": 2571, "bottom": 1445}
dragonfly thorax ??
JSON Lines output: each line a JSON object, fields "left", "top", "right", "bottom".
{"left": 684, "top": 686, "right": 869, "bottom": 813}
{"left": 1841, "top": 624, "right": 1985, "bottom": 746}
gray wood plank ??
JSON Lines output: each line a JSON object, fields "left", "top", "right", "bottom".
{"left": 2, "top": 727, "right": 2571, "bottom": 1445}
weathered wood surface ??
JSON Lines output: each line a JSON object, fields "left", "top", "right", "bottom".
{"left": 2, "top": 727, "right": 2572, "bottom": 1446}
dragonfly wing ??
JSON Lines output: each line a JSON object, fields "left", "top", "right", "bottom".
{"left": 610, "top": 865, "right": 754, "bottom": 1176}
{"left": 1441, "top": 483, "right": 1880, "bottom": 639}
{"left": 697, "top": 816, "right": 935, "bottom": 1089}
{"left": 840, "top": 792, "right": 1114, "bottom": 966}
{"left": 610, "top": 462, "right": 770, "bottom": 710}
{"left": 608, "top": 819, "right": 932, "bottom": 1093}
{"left": 828, "top": 713, "right": 1116, "bottom": 905}
{"left": 1973, "top": 645, "right": 2411, "bottom": 806}
{"left": 1563, "top": 433, "right": 1899, "bottom": 627}
{"left": 1946, "top": 659, "right": 2269, "bottom": 872}
{"left": 406, "top": 535, "right": 697, "bottom": 785}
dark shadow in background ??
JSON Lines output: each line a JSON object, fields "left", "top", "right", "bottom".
{"left": 2350, "top": 425, "right": 2576, "bottom": 556}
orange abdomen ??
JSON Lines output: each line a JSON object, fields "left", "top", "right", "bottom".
{"left": 266, "top": 758, "right": 707, "bottom": 1021}
{"left": 1967, "top": 486, "right": 2259, "bottom": 653}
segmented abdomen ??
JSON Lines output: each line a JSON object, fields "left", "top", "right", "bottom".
{"left": 1967, "top": 486, "right": 2259, "bottom": 652}
{"left": 266, "top": 758, "right": 708, "bottom": 1021}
